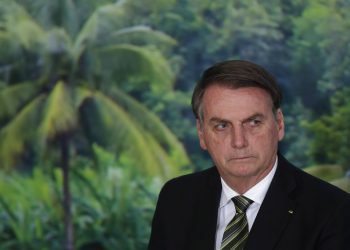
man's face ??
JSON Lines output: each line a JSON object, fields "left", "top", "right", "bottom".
{"left": 197, "top": 84, "right": 284, "bottom": 186}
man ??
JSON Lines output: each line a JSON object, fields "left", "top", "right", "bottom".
{"left": 148, "top": 60, "right": 350, "bottom": 250}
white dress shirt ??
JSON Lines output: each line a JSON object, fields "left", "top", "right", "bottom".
{"left": 215, "top": 158, "right": 278, "bottom": 250}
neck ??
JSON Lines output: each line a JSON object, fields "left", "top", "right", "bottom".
{"left": 224, "top": 178, "right": 257, "bottom": 194}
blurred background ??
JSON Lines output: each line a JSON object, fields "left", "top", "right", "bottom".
{"left": 0, "top": 0, "right": 349, "bottom": 249}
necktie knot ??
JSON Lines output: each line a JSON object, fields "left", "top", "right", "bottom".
{"left": 232, "top": 195, "right": 253, "bottom": 214}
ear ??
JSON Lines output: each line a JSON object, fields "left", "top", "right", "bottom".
{"left": 196, "top": 119, "right": 208, "bottom": 150}
{"left": 276, "top": 109, "right": 285, "bottom": 141}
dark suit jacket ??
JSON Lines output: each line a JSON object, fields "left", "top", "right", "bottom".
{"left": 148, "top": 155, "right": 350, "bottom": 250}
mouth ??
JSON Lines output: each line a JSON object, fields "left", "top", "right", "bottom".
{"left": 228, "top": 156, "right": 254, "bottom": 161}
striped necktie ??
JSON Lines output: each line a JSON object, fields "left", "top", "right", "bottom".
{"left": 221, "top": 195, "right": 253, "bottom": 250}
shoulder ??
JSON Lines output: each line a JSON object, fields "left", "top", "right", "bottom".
{"left": 296, "top": 166, "right": 350, "bottom": 208}
{"left": 154, "top": 167, "right": 221, "bottom": 211}
{"left": 279, "top": 155, "right": 350, "bottom": 207}
{"left": 160, "top": 167, "right": 219, "bottom": 196}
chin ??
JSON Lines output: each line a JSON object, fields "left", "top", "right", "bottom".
{"left": 226, "top": 164, "right": 258, "bottom": 177}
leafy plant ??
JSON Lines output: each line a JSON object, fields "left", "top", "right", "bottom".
{"left": 305, "top": 88, "right": 350, "bottom": 169}
{"left": 0, "top": 146, "right": 160, "bottom": 249}
{"left": 0, "top": 1, "right": 189, "bottom": 249}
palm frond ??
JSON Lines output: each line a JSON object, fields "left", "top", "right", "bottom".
{"left": 43, "top": 28, "right": 73, "bottom": 55}
{"left": 141, "top": 132, "right": 183, "bottom": 177}
{"left": 110, "top": 88, "right": 190, "bottom": 168}
{"left": 97, "top": 44, "right": 174, "bottom": 93}
{"left": 74, "top": 5, "right": 117, "bottom": 60}
{"left": 105, "top": 25, "right": 176, "bottom": 48}
{"left": 0, "top": 82, "right": 40, "bottom": 122}
{"left": 80, "top": 91, "right": 155, "bottom": 156}
{"left": 39, "top": 81, "right": 77, "bottom": 140}
{"left": 72, "top": 2, "right": 129, "bottom": 61}
{"left": 0, "top": 95, "right": 46, "bottom": 169}
{"left": 80, "top": 92, "right": 183, "bottom": 178}
{"left": 37, "top": 28, "right": 74, "bottom": 84}
{"left": 74, "top": 86, "right": 93, "bottom": 109}
{"left": 59, "top": 0, "right": 79, "bottom": 37}
{"left": 0, "top": 31, "right": 19, "bottom": 64}
{"left": 0, "top": 1, "right": 45, "bottom": 50}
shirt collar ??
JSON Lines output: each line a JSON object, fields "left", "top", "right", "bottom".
{"left": 219, "top": 156, "right": 278, "bottom": 208}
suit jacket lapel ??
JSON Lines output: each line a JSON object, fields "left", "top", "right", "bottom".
{"left": 187, "top": 167, "right": 222, "bottom": 250}
{"left": 245, "top": 155, "right": 297, "bottom": 250}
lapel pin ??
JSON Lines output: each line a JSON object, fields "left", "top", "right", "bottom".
{"left": 288, "top": 210, "right": 294, "bottom": 214}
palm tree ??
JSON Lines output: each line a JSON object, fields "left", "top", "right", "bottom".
{"left": 0, "top": 1, "right": 190, "bottom": 249}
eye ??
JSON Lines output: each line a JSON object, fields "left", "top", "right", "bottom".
{"left": 247, "top": 118, "right": 262, "bottom": 127}
{"left": 215, "top": 122, "right": 228, "bottom": 130}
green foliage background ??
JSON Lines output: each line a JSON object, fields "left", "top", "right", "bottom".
{"left": 0, "top": 0, "right": 350, "bottom": 249}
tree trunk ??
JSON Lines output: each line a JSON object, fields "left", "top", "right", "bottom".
{"left": 61, "top": 134, "right": 74, "bottom": 250}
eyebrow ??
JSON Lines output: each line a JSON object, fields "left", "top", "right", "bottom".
{"left": 242, "top": 113, "right": 265, "bottom": 123}
{"left": 208, "top": 113, "right": 265, "bottom": 124}
{"left": 208, "top": 117, "right": 230, "bottom": 124}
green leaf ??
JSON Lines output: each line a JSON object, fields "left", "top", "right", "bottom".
{"left": 97, "top": 44, "right": 174, "bottom": 93}
{"left": 110, "top": 88, "right": 190, "bottom": 168}
{"left": 72, "top": 2, "right": 130, "bottom": 60}
{"left": 80, "top": 92, "right": 184, "bottom": 178}
{"left": 0, "top": 1, "right": 45, "bottom": 50}
{"left": 107, "top": 25, "right": 177, "bottom": 47}
{"left": 0, "top": 95, "right": 46, "bottom": 169}
{"left": 0, "top": 82, "right": 39, "bottom": 121}
{"left": 39, "top": 81, "right": 77, "bottom": 140}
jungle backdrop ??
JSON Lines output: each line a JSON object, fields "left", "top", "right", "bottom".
{"left": 0, "top": 0, "right": 350, "bottom": 249}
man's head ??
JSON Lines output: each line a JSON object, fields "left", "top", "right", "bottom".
{"left": 192, "top": 60, "right": 284, "bottom": 193}
{"left": 192, "top": 60, "right": 282, "bottom": 122}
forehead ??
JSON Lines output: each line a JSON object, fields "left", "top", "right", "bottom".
{"left": 201, "top": 85, "right": 274, "bottom": 120}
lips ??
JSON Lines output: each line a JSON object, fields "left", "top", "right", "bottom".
{"left": 229, "top": 156, "right": 253, "bottom": 161}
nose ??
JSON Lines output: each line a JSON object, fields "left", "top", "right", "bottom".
{"left": 230, "top": 125, "right": 247, "bottom": 148}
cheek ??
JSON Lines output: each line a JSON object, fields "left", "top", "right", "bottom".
{"left": 202, "top": 131, "right": 227, "bottom": 152}
{"left": 250, "top": 127, "right": 279, "bottom": 148}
